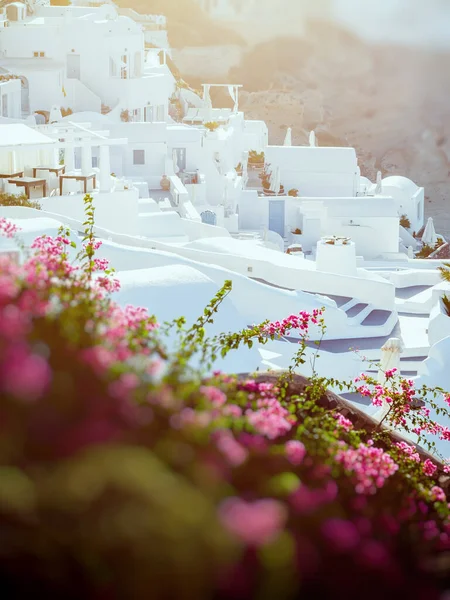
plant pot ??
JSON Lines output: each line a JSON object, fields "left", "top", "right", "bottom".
{"left": 160, "top": 175, "right": 170, "bottom": 191}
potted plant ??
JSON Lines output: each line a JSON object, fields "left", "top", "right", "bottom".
{"left": 400, "top": 214, "right": 411, "bottom": 229}
{"left": 160, "top": 174, "right": 170, "bottom": 191}
{"left": 204, "top": 121, "right": 220, "bottom": 132}
{"left": 120, "top": 109, "right": 130, "bottom": 122}
{"left": 291, "top": 227, "right": 303, "bottom": 244}
{"left": 288, "top": 189, "right": 299, "bottom": 197}
{"left": 248, "top": 150, "right": 265, "bottom": 169}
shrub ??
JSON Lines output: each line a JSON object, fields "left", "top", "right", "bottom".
{"left": 288, "top": 188, "right": 299, "bottom": 197}
{"left": 0, "top": 191, "right": 41, "bottom": 210}
{"left": 438, "top": 261, "right": 450, "bottom": 283}
{"left": 204, "top": 121, "right": 220, "bottom": 132}
{"left": 400, "top": 214, "right": 411, "bottom": 229}
{"left": 0, "top": 199, "right": 449, "bottom": 599}
{"left": 249, "top": 150, "right": 265, "bottom": 164}
{"left": 292, "top": 228, "right": 302, "bottom": 235}
{"left": 441, "top": 294, "right": 450, "bottom": 317}
{"left": 61, "top": 107, "right": 73, "bottom": 117}
{"left": 417, "top": 239, "right": 445, "bottom": 259}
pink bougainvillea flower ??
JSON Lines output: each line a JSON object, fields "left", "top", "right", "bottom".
{"left": 218, "top": 497, "right": 287, "bottom": 547}
{"left": 423, "top": 459, "right": 438, "bottom": 477}
{"left": 285, "top": 440, "right": 307, "bottom": 466}
{"left": 321, "top": 518, "right": 360, "bottom": 553}
{"left": 1, "top": 343, "right": 52, "bottom": 402}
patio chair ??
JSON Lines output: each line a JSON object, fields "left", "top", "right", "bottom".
{"left": 62, "top": 178, "right": 82, "bottom": 196}
{"left": 47, "top": 173, "right": 59, "bottom": 195}
{"left": 3, "top": 182, "right": 22, "bottom": 197}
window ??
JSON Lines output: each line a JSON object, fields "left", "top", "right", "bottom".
{"left": 156, "top": 104, "right": 165, "bottom": 121}
{"left": 133, "top": 149, "right": 145, "bottom": 165}
{"left": 1, "top": 94, "right": 8, "bottom": 117}
{"left": 109, "top": 56, "right": 117, "bottom": 77}
{"left": 144, "top": 105, "right": 153, "bottom": 122}
{"left": 33, "top": 51, "right": 45, "bottom": 58}
{"left": 134, "top": 51, "right": 141, "bottom": 77}
{"left": 121, "top": 54, "right": 128, "bottom": 79}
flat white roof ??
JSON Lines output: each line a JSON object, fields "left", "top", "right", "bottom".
{"left": 0, "top": 124, "right": 55, "bottom": 148}
{"left": 265, "top": 146, "right": 358, "bottom": 174}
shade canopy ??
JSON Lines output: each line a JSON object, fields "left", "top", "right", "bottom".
{"left": 284, "top": 127, "right": 292, "bottom": 146}
{"left": 0, "top": 124, "right": 55, "bottom": 149}
{"left": 422, "top": 217, "right": 438, "bottom": 246}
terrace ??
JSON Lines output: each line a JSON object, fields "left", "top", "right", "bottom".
{"left": 0, "top": 122, "right": 129, "bottom": 201}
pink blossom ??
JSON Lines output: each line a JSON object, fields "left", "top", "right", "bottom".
{"left": 1, "top": 344, "right": 52, "bottom": 401}
{"left": 218, "top": 498, "right": 287, "bottom": 547}
{"left": 0, "top": 217, "right": 20, "bottom": 238}
{"left": 334, "top": 414, "right": 353, "bottom": 431}
{"left": 222, "top": 404, "right": 243, "bottom": 418}
{"left": 285, "top": 440, "right": 307, "bottom": 466}
{"left": 200, "top": 385, "right": 227, "bottom": 408}
{"left": 430, "top": 486, "right": 446, "bottom": 503}
{"left": 214, "top": 430, "right": 248, "bottom": 466}
{"left": 321, "top": 518, "right": 360, "bottom": 553}
{"left": 335, "top": 443, "right": 398, "bottom": 495}
{"left": 246, "top": 402, "right": 293, "bottom": 440}
{"left": 384, "top": 368, "right": 398, "bottom": 379}
{"left": 423, "top": 459, "right": 438, "bottom": 477}
{"left": 395, "top": 441, "right": 420, "bottom": 463}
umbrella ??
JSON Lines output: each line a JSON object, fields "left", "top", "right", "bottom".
{"left": 50, "top": 105, "right": 62, "bottom": 123}
{"left": 270, "top": 166, "right": 281, "bottom": 195}
{"left": 374, "top": 171, "right": 382, "bottom": 195}
{"left": 309, "top": 131, "right": 316, "bottom": 147}
{"left": 203, "top": 85, "right": 213, "bottom": 123}
{"left": 284, "top": 127, "right": 292, "bottom": 146}
{"left": 422, "top": 217, "right": 438, "bottom": 247}
{"left": 373, "top": 337, "right": 403, "bottom": 422}
{"left": 172, "top": 149, "right": 180, "bottom": 174}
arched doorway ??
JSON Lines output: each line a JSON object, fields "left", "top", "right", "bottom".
{"left": 201, "top": 210, "right": 217, "bottom": 226}
{"left": 20, "top": 76, "right": 30, "bottom": 116}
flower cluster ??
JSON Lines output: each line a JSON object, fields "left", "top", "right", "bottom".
{"left": 0, "top": 213, "right": 449, "bottom": 599}
{"left": 262, "top": 308, "right": 324, "bottom": 337}
{"left": 335, "top": 442, "right": 399, "bottom": 495}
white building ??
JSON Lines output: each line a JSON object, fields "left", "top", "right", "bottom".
{"left": 0, "top": 74, "right": 21, "bottom": 119}
{"left": 0, "top": 1, "right": 174, "bottom": 120}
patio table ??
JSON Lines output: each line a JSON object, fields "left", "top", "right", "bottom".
{"left": 60, "top": 173, "right": 97, "bottom": 196}
{"left": 33, "top": 165, "right": 66, "bottom": 178}
{"left": 7, "top": 177, "right": 47, "bottom": 199}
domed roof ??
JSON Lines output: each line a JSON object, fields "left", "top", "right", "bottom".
{"left": 382, "top": 176, "right": 419, "bottom": 197}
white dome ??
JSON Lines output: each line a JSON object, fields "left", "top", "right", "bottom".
{"left": 382, "top": 176, "right": 419, "bottom": 197}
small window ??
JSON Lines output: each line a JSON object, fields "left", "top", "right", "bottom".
{"left": 133, "top": 149, "right": 145, "bottom": 165}
{"left": 39, "top": 52, "right": 45, "bottom": 58}
{"left": 33, "top": 51, "right": 39, "bottom": 57}
{"left": 109, "top": 56, "right": 117, "bottom": 77}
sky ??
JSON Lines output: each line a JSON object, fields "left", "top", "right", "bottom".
{"left": 332, "top": 0, "right": 450, "bottom": 48}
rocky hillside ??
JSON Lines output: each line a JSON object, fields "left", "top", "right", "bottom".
{"left": 116, "top": 0, "right": 246, "bottom": 47}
